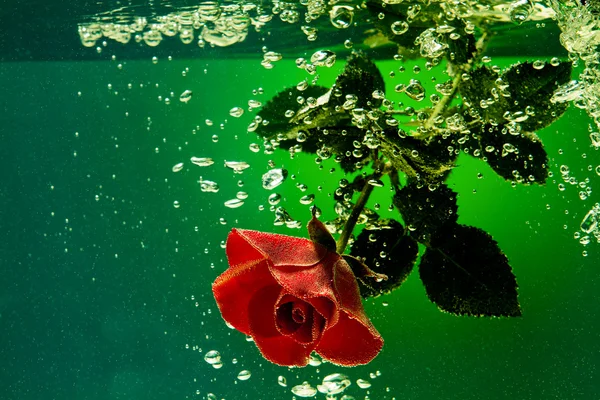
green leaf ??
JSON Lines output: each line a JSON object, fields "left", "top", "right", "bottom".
{"left": 460, "top": 62, "right": 572, "bottom": 130}
{"left": 381, "top": 131, "right": 458, "bottom": 184}
{"left": 349, "top": 219, "right": 418, "bottom": 298}
{"left": 329, "top": 52, "right": 385, "bottom": 109}
{"left": 254, "top": 52, "right": 385, "bottom": 172}
{"left": 501, "top": 61, "right": 572, "bottom": 130}
{"left": 306, "top": 126, "right": 372, "bottom": 173}
{"left": 460, "top": 66, "right": 510, "bottom": 123}
{"left": 365, "top": 0, "right": 423, "bottom": 57}
{"left": 419, "top": 224, "right": 521, "bottom": 317}
{"left": 255, "top": 84, "right": 331, "bottom": 143}
{"left": 444, "top": 21, "right": 477, "bottom": 65}
{"left": 476, "top": 124, "right": 549, "bottom": 184}
{"left": 393, "top": 182, "right": 458, "bottom": 243}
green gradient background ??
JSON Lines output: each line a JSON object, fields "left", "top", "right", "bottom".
{"left": 1, "top": 52, "right": 599, "bottom": 400}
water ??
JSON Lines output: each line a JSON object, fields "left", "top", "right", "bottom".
{"left": 2, "top": 1, "right": 600, "bottom": 399}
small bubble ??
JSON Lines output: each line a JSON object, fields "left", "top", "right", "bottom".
{"left": 278, "top": 376, "right": 287, "bottom": 387}
{"left": 391, "top": 20, "right": 409, "bottom": 35}
{"left": 224, "top": 199, "right": 244, "bottom": 208}
{"left": 237, "top": 370, "right": 252, "bottom": 381}
{"left": 172, "top": 162, "right": 184, "bottom": 172}
{"left": 356, "top": 379, "right": 371, "bottom": 389}
{"left": 532, "top": 60, "right": 545, "bottom": 70}
{"left": 179, "top": 90, "right": 193, "bottom": 103}
{"left": 249, "top": 143, "right": 260, "bottom": 153}
{"left": 230, "top": 107, "right": 244, "bottom": 117}
{"left": 268, "top": 193, "right": 281, "bottom": 205}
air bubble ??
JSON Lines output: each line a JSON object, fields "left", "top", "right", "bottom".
{"left": 310, "top": 50, "right": 336, "bottom": 67}
{"left": 330, "top": 5, "right": 354, "bottom": 29}
{"left": 191, "top": 157, "right": 214, "bottom": 167}
{"left": 229, "top": 107, "right": 244, "bottom": 117}
{"left": 318, "top": 373, "right": 351, "bottom": 395}
{"left": 356, "top": 379, "right": 372, "bottom": 389}
{"left": 405, "top": 79, "right": 425, "bottom": 101}
{"left": 237, "top": 370, "right": 251, "bottom": 381}
{"left": 224, "top": 199, "right": 244, "bottom": 208}
{"left": 268, "top": 193, "right": 281, "bottom": 205}
{"left": 204, "top": 350, "right": 221, "bottom": 365}
{"left": 199, "top": 178, "right": 219, "bottom": 193}
{"left": 278, "top": 376, "right": 287, "bottom": 387}
{"left": 291, "top": 382, "right": 317, "bottom": 398}
{"left": 179, "top": 90, "right": 193, "bottom": 103}
{"left": 391, "top": 21, "right": 409, "bottom": 35}
{"left": 262, "top": 168, "right": 288, "bottom": 190}
{"left": 300, "top": 194, "right": 315, "bottom": 205}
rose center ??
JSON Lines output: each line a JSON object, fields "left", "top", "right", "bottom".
{"left": 291, "top": 307, "right": 305, "bottom": 324}
{"left": 275, "top": 299, "right": 312, "bottom": 335}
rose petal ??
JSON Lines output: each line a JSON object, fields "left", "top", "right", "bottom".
{"left": 316, "top": 311, "right": 384, "bottom": 366}
{"left": 232, "top": 229, "right": 329, "bottom": 267}
{"left": 269, "top": 250, "right": 341, "bottom": 299}
{"left": 313, "top": 258, "right": 384, "bottom": 366}
{"left": 212, "top": 229, "right": 278, "bottom": 334}
{"left": 248, "top": 285, "right": 313, "bottom": 367}
{"left": 306, "top": 296, "right": 338, "bottom": 329}
{"left": 275, "top": 294, "right": 326, "bottom": 345}
{"left": 331, "top": 258, "right": 372, "bottom": 322}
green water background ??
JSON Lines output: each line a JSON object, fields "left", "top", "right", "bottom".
{"left": 1, "top": 38, "right": 600, "bottom": 400}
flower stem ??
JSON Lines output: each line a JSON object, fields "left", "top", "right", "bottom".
{"left": 423, "top": 30, "right": 492, "bottom": 131}
{"left": 336, "top": 163, "right": 390, "bottom": 254}
{"left": 336, "top": 180, "right": 375, "bottom": 254}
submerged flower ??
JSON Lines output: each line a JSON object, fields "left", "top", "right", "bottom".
{"left": 212, "top": 213, "right": 384, "bottom": 367}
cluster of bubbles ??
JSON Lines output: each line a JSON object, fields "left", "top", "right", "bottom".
{"left": 550, "top": 0, "right": 600, "bottom": 134}
{"left": 577, "top": 202, "right": 600, "bottom": 247}
{"left": 77, "top": 0, "right": 360, "bottom": 49}
{"left": 201, "top": 348, "right": 382, "bottom": 399}
{"left": 77, "top": 0, "right": 559, "bottom": 53}
{"left": 78, "top": 1, "right": 258, "bottom": 48}
{"left": 556, "top": 163, "right": 600, "bottom": 252}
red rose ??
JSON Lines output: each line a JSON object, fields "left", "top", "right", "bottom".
{"left": 212, "top": 216, "right": 384, "bottom": 367}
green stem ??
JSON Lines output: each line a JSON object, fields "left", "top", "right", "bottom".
{"left": 336, "top": 179, "right": 376, "bottom": 254}
{"left": 336, "top": 162, "right": 390, "bottom": 254}
{"left": 422, "top": 30, "right": 492, "bottom": 132}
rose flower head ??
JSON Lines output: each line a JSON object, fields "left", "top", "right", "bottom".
{"left": 212, "top": 211, "right": 385, "bottom": 367}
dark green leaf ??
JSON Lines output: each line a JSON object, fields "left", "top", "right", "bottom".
{"left": 329, "top": 52, "right": 385, "bottom": 109}
{"left": 477, "top": 124, "right": 548, "bottom": 184}
{"left": 365, "top": 0, "right": 422, "bottom": 57}
{"left": 393, "top": 182, "right": 458, "bottom": 243}
{"left": 307, "top": 126, "right": 371, "bottom": 173}
{"left": 460, "top": 66, "right": 510, "bottom": 123}
{"left": 381, "top": 131, "right": 458, "bottom": 183}
{"left": 349, "top": 219, "right": 418, "bottom": 298}
{"left": 254, "top": 53, "right": 384, "bottom": 171}
{"left": 256, "top": 85, "right": 330, "bottom": 142}
{"left": 460, "top": 62, "right": 572, "bottom": 130}
{"left": 501, "top": 61, "right": 572, "bottom": 130}
{"left": 419, "top": 224, "right": 521, "bottom": 317}
{"left": 444, "top": 22, "right": 477, "bottom": 65}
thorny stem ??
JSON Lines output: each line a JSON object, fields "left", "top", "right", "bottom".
{"left": 336, "top": 162, "right": 390, "bottom": 254}
{"left": 422, "top": 30, "right": 493, "bottom": 132}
